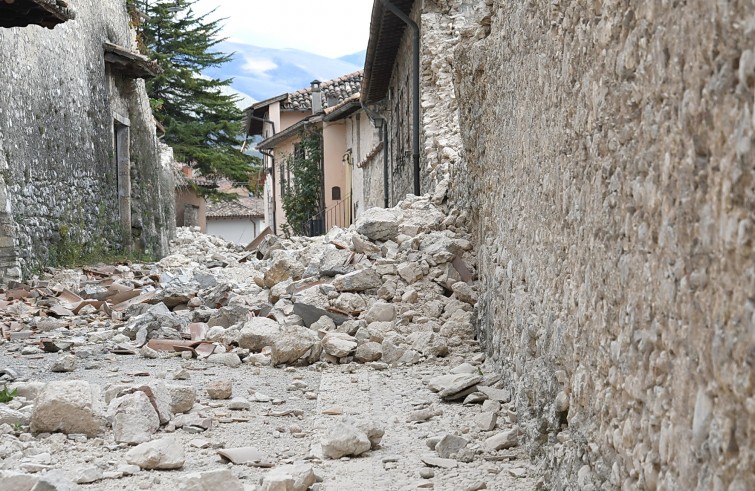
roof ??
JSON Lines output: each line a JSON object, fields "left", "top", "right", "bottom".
{"left": 256, "top": 114, "right": 323, "bottom": 151}
{"left": 206, "top": 181, "right": 264, "bottom": 219}
{"left": 361, "top": 0, "right": 416, "bottom": 104}
{"left": 324, "top": 93, "right": 363, "bottom": 122}
{"left": 206, "top": 198, "right": 264, "bottom": 219}
{"left": 103, "top": 42, "right": 160, "bottom": 79}
{"left": 0, "top": 0, "right": 75, "bottom": 29}
{"left": 285, "top": 71, "right": 363, "bottom": 112}
{"left": 243, "top": 71, "right": 363, "bottom": 137}
{"left": 242, "top": 94, "right": 288, "bottom": 137}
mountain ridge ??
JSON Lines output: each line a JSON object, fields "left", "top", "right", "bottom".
{"left": 203, "top": 42, "right": 366, "bottom": 106}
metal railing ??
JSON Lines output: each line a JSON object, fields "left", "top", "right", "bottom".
{"left": 302, "top": 194, "right": 352, "bottom": 237}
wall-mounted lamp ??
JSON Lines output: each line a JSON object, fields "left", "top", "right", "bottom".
{"left": 373, "top": 117, "right": 385, "bottom": 129}
{"left": 342, "top": 149, "right": 352, "bottom": 166}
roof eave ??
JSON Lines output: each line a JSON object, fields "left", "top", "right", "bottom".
{"left": 361, "top": 0, "right": 416, "bottom": 105}
{"left": 256, "top": 115, "right": 323, "bottom": 150}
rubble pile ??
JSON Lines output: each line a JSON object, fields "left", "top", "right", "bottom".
{"left": 0, "top": 195, "right": 535, "bottom": 490}
{"left": 127, "top": 194, "right": 476, "bottom": 369}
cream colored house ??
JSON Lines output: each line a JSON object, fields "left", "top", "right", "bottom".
{"left": 242, "top": 72, "right": 371, "bottom": 236}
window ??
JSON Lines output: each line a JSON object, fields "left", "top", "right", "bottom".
{"left": 332, "top": 186, "right": 341, "bottom": 201}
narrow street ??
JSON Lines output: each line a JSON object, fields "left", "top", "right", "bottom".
{"left": 0, "top": 195, "right": 537, "bottom": 490}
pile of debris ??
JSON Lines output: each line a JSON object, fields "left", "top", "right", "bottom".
{"left": 2, "top": 194, "right": 479, "bottom": 371}
{"left": 0, "top": 195, "right": 533, "bottom": 490}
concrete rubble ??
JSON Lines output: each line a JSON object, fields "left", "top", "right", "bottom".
{"left": 0, "top": 196, "right": 536, "bottom": 490}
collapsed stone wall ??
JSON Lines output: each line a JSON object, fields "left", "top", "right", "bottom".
{"left": 0, "top": 0, "right": 175, "bottom": 279}
{"left": 452, "top": 0, "right": 754, "bottom": 489}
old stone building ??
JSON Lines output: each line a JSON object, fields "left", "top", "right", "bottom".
{"left": 451, "top": 1, "right": 754, "bottom": 490}
{"left": 364, "top": 0, "right": 753, "bottom": 489}
{"left": 0, "top": 0, "right": 176, "bottom": 280}
{"left": 361, "top": 0, "right": 469, "bottom": 206}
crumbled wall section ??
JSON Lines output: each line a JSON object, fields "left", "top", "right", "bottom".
{"left": 453, "top": 1, "right": 754, "bottom": 489}
{"left": 385, "top": 0, "right": 479, "bottom": 205}
{"left": 0, "top": 0, "right": 175, "bottom": 279}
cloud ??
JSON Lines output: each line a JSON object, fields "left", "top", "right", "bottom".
{"left": 241, "top": 56, "right": 278, "bottom": 77}
{"left": 193, "top": 0, "right": 373, "bottom": 58}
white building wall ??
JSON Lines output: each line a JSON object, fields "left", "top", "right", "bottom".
{"left": 206, "top": 217, "right": 264, "bottom": 245}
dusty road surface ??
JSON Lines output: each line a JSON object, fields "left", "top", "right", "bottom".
{"left": 0, "top": 196, "right": 538, "bottom": 490}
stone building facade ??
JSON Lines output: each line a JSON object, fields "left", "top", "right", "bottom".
{"left": 362, "top": 0, "right": 474, "bottom": 206}
{"left": 364, "top": 0, "right": 753, "bottom": 488}
{"left": 0, "top": 0, "right": 176, "bottom": 280}
{"left": 450, "top": 1, "right": 754, "bottom": 490}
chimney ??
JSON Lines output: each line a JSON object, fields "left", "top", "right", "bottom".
{"left": 311, "top": 80, "right": 322, "bottom": 114}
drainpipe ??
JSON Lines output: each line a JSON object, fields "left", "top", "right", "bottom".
{"left": 361, "top": 102, "right": 390, "bottom": 208}
{"left": 379, "top": 0, "right": 420, "bottom": 196}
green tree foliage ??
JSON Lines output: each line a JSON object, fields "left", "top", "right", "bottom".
{"left": 281, "top": 130, "right": 323, "bottom": 236}
{"left": 142, "top": 0, "right": 257, "bottom": 182}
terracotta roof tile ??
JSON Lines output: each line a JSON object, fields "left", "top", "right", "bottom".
{"left": 284, "top": 71, "right": 363, "bottom": 111}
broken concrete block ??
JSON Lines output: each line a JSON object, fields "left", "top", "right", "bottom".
{"left": 30, "top": 381, "right": 106, "bottom": 437}
{"left": 260, "top": 464, "right": 316, "bottom": 491}
{"left": 332, "top": 269, "right": 382, "bottom": 292}
{"left": 364, "top": 302, "right": 396, "bottom": 323}
{"left": 166, "top": 384, "right": 196, "bottom": 414}
{"left": 484, "top": 428, "right": 519, "bottom": 452}
{"left": 321, "top": 332, "right": 358, "bottom": 358}
{"left": 355, "top": 207, "right": 399, "bottom": 241}
{"left": 108, "top": 391, "right": 160, "bottom": 444}
{"left": 321, "top": 422, "right": 372, "bottom": 459}
{"left": 271, "top": 326, "right": 321, "bottom": 365}
{"left": 125, "top": 437, "right": 185, "bottom": 470}
{"left": 206, "top": 379, "right": 232, "bottom": 400}
{"left": 238, "top": 317, "right": 281, "bottom": 351}
{"left": 179, "top": 469, "right": 244, "bottom": 491}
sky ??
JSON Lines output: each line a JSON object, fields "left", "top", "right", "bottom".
{"left": 192, "top": 0, "right": 375, "bottom": 59}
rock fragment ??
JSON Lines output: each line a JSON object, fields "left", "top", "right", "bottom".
{"left": 179, "top": 469, "right": 244, "bottom": 491}
{"left": 125, "top": 437, "right": 185, "bottom": 470}
{"left": 474, "top": 412, "right": 498, "bottom": 431}
{"left": 428, "top": 373, "right": 482, "bottom": 400}
{"left": 321, "top": 332, "right": 358, "bottom": 358}
{"left": 167, "top": 384, "right": 196, "bottom": 414}
{"left": 238, "top": 318, "right": 281, "bottom": 351}
{"left": 484, "top": 427, "right": 519, "bottom": 451}
{"left": 355, "top": 208, "right": 399, "bottom": 241}
{"left": 436, "top": 434, "right": 469, "bottom": 459}
{"left": 206, "top": 379, "right": 232, "bottom": 400}
{"left": 321, "top": 422, "right": 372, "bottom": 459}
{"left": 49, "top": 354, "right": 76, "bottom": 373}
{"left": 259, "top": 464, "right": 316, "bottom": 491}
{"left": 30, "top": 380, "right": 106, "bottom": 437}
{"left": 332, "top": 269, "right": 382, "bottom": 292}
{"left": 108, "top": 391, "right": 160, "bottom": 444}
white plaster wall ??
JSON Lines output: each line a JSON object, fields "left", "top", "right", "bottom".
{"left": 206, "top": 217, "right": 263, "bottom": 245}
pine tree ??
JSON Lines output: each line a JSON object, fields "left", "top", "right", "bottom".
{"left": 141, "top": 0, "right": 256, "bottom": 182}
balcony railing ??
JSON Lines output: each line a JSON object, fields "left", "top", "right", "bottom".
{"left": 302, "top": 194, "right": 352, "bottom": 237}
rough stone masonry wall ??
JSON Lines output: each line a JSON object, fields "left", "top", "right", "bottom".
{"left": 452, "top": 1, "right": 754, "bottom": 490}
{"left": 0, "top": 0, "right": 175, "bottom": 279}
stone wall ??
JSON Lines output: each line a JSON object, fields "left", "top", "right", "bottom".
{"left": 382, "top": 0, "right": 480, "bottom": 205}
{"left": 384, "top": 1, "right": 422, "bottom": 205}
{"left": 0, "top": 0, "right": 175, "bottom": 279}
{"left": 451, "top": 1, "right": 754, "bottom": 489}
